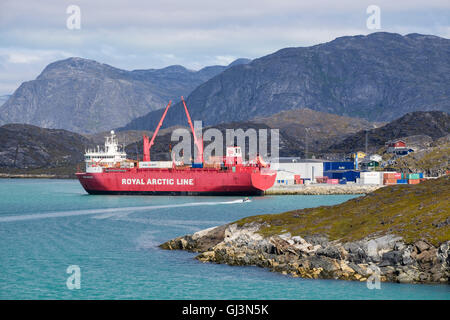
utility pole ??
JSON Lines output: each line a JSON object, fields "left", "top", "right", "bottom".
{"left": 365, "top": 130, "right": 368, "bottom": 155}
{"left": 304, "top": 128, "right": 310, "bottom": 159}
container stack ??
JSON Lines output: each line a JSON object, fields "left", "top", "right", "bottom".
{"left": 383, "top": 172, "right": 402, "bottom": 185}
{"left": 408, "top": 173, "right": 421, "bottom": 184}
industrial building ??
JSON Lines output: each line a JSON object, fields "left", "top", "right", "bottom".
{"left": 270, "top": 158, "right": 324, "bottom": 185}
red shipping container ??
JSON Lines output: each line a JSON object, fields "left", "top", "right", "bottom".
{"left": 384, "top": 172, "right": 399, "bottom": 179}
{"left": 327, "top": 179, "right": 339, "bottom": 184}
{"left": 383, "top": 179, "right": 397, "bottom": 185}
{"left": 294, "top": 175, "right": 301, "bottom": 180}
{"left": 408, "top": 179, "right": 420, "bottom": 184}
{"left": 315, "top": 176, "right": 328, "bottom": 183}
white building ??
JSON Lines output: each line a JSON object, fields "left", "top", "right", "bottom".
{"left": 270, "top": 158, "right": 324, "bottom": 185}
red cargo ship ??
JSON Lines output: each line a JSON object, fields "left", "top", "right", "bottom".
{"left": 76, "top": 97, "right": 276, "bottom": 195}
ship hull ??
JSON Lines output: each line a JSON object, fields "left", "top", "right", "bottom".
{"left": 76, "top": 167, "right": 276, "bottom": 196}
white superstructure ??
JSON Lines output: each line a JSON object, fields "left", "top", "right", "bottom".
{"left": 84, "top": 130, "right": 129, "bottom": 173}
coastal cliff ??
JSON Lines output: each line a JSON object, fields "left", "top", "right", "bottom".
{"left": 161, "top": 176, "right": 450, "bottom": 284}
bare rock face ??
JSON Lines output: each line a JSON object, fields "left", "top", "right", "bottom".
{"left": 0, "top": 123, "right": 91, "bottom": 169}
{"left": 122, "top": 32, "right": 450, "bottom": 132}
{"left": 161, "top": 223, "right": 449, "bottom": 284}
{"left": 0, "top": 57, "right": 248, "bottom": 133}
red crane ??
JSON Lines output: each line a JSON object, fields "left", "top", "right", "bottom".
{"left": 181, "top": 96, "right": 203, "bottom": 163}
{"left": 143, "top": 100, "right": 172, "bottom": 161}
{"left": 142, "top": 97, "right": 203, "bottom": 163}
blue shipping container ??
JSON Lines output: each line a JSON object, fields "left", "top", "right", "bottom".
{"left": 324, "top": 170, "right": 360, "bottom": 182}
{"left": 397, "top": 179, "right": 408, "bottom": 184}
{"left": 419, "top": 173, "right": 424, "bottom": 178}
{"left": 324, "top": 161, "right": 355, "bottom": 171}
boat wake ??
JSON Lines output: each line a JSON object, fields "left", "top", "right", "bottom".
{"left": 0, "top": 199, "right": 247, "bottom": 222}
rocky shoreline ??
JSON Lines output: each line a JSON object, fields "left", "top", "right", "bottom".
{"left": 265, "top": 184, "right": 383, "bottom": 195}
{"left": 160, "top": 223, "right": 449, "bottom": 284}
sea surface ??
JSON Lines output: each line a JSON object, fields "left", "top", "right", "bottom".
{"left": 0, "top": 179, "right": 448, "bottom": 300}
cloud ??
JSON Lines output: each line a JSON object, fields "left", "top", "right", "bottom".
{"left": 0, "top": 48, "right": 74, "bottom": 94}
{"left": 0, "top": 0, "right": 448, "bottom": 95}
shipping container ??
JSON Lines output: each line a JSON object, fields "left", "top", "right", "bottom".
{"left": 139, "top": 161, "right": 173, "bottom": 169}
{"left": 315, "top": 176, "right": 328, "bottom": 183}
{"left": 397, "top": 179, "right": 408, "bottom": 184}
{"left": 324, "top": 170, "right": 360, "bottom": 182}
{"left": 418, "top": 172, "right": 424, "bottom": 179}
{"left": 383, "top": 179, "right": 397, "bottom": 185}
{"left": 339, "top": 179, "right": 347, "bottom": 184}
{"left": 327, "top": 179, "right": 339, "bottom": 184}
{"left": 407, "top": 173, "right": 420, "bottom": 180}
{"left": 323, "top": 161, "right": 355, "bottom": 171}
{"left": 360, "top": 171, "right": 383, "bottom": 185}
{"left": 408, "top": 179, "right": 420, "bottom": 184}
{"left": 383, "top": 172, "right": 397, "bottom": 179}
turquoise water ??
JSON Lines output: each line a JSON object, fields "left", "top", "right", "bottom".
{"left": 0, "top": 179, "right": 448, "bottom": 300}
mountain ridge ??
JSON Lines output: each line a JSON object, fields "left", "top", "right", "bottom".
{"left": 0, "top": 57, "right": 250, "bottom": 134}
{"left": 120, "top": 32, "right": 450, "bottom": 132}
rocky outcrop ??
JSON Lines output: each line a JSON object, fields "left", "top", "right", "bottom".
{"left": 326, "top": 111, "right": 450, "bottom": 154}
{"left": 161, "top": 223, "right": 449, "bottom": 284}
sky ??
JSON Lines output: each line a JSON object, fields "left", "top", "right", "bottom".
{"left": 0, "top": 0, "right": 449, "bottom": 96}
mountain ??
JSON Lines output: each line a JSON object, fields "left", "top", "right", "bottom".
{"left": 0, "top": 57, "right": 250, "bottom": 134}
{"left": 120, "top": 32, "right": 450, "bottom": 131}
{"left": 325, "top": 111, "right": 450, "bottom": 153}
{"left": 0, "top": 94, "right": 11, "bottom": 107}
{"left": 252, "top": 108, "right": 381, "bottom": 152}
{"left": 0, "top": 124, "right": 92, "bottom": 169}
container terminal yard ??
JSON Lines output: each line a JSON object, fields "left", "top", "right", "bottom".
{"left": 267, "top": 139, "right": 430, "bottom": 194}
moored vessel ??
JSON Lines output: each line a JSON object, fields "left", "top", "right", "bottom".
{"left": 76, "top": 98, "right": 276, "bottom": 195}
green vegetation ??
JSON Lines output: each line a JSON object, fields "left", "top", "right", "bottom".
{"left": 238, "top": 176, "right": 450, "bottom": 246}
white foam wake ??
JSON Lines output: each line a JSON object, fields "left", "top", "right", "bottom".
{"left": 0, "top": 199, "right": 246, "bottom": 222}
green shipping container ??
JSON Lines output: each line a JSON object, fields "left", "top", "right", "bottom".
{"left": 408, "top": 173, "right": 420, "bottom": 179}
